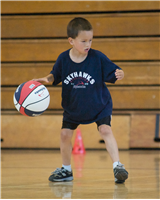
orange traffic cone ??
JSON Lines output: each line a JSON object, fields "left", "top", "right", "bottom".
{"left": 72, "top": 129, "right": 86, "bottom": 154}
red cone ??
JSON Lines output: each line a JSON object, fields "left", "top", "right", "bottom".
{"left": 72, "top": 129, "right": 86, "bottom": 154}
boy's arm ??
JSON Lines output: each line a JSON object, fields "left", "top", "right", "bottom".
{"left": 115, "top": 69, "right": 124, "bottom": 80}
{"left": 32, "top": 74, "right": 54, "bottom": 83}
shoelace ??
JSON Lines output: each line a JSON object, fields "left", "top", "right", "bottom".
{"left": 117, "top": 163, "right": 124, "bottom": 167}
{"left": 51, "top": 168, "right": 62, "bottom": 175}
{"left": 51, "top": 167, "right": 68, "bottom": 175}
{"left": 116, "top": 162, "right": 125, "bottom": 169}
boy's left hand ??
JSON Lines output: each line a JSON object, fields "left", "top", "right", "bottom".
{"left": 115, "top": 69, "right": 124, "bottom": 80}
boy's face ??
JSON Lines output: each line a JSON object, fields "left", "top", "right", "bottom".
{"left": 68, "top": 30, "right": 93, "bottom": 55}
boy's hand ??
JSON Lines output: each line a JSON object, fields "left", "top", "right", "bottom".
{"left": 32, "top": 77, "right": 49, "bottom": 83}
{"left": 32, "top": 74, "right": 54, "bottom": 83}
{"left": 115, "top": 69, "right": 124, "bottom": 80}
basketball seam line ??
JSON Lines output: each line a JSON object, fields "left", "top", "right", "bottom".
{"left": 25, "top": 94, "right": 50, "bottom": 111}
{"left": 20, "top": 84, "right": 42, "bottom": 108}
{"left": 14, "top": 82, "right": 27, "bottom": 107}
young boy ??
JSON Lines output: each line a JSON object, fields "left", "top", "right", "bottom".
{"left": 33, "top": 17, "right": 128, "bottom": 183}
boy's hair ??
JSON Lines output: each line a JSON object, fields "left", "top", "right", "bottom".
{"left": 67, "top": 17, "right": 93, "bottom": 39}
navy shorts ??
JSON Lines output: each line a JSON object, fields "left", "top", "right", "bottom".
{"left": 62, "top": 115, "right": 111, "bottom": 130}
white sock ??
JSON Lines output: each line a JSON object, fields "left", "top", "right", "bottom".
{"left": 113, "top": 161, "right": 120, "bottom": 169}
{"left": 62, "top": 164, "right": 72, "bottom": 172}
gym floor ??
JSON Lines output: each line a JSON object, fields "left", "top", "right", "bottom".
{"left": 1, "top": 149, "right": 160, "bottom": 199}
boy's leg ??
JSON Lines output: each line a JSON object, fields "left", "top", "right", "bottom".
{"left": 49, "top": 121, "right": 78, "bottom": 182}
{"left": 97, "top": 116, "right": 128, "bottom": 183}
{"left": 60, "top": 121, "right": 79, "bottom": 166}
{"left": 98, "top": 124, "right": 119, "bottom": 163}
{"left": 60, "top": 128, "right": 74, "bottom": 166}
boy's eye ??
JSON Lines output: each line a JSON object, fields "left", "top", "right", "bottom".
{"left": 81, "top": 39, "right": 92, "bottom": 43}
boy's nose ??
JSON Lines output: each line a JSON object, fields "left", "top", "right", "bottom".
{"left": 86, "top": 41, "right": 91, "bottom": 47}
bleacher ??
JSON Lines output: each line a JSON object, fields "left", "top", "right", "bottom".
{"left": 1, "top": 1, "right": 160, "bottom": 149}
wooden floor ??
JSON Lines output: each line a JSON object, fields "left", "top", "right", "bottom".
{"left": 1, "top": 149, "right": 160, "bottom": 199}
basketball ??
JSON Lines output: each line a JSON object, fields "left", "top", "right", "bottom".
{"left": 13, "top": 80, "right": 50, "bottom": 117}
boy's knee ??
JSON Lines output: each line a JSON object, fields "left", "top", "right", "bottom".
{"left": 61, "top": 129, "right": 73, "bottom": 142}
{"left": 99, "top": 125, "right": 112, "bottom": 137}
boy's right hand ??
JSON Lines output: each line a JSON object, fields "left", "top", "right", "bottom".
{"left": 32, "top": 74, "right": 54, "bottom": 83}
{"left": 32, "top": 77, "right": 49, "bottom": 83}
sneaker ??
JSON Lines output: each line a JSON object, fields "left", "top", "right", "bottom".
{"left": 113, "top": 162, "right": 128, "bottom": 183}
{"left": 49, "top": 167, "right": 73, "bottom": 182}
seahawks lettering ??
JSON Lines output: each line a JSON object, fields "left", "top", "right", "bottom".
{"left": 64, "top": 71, "right": 95, "bottom": 88}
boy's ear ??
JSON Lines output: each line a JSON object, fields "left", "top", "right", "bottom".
{"left": 68, "top": 37, "right": 74, "bottom": 45}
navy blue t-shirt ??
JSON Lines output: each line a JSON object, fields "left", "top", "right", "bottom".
{"left": 50, "top": 48, "right": 121, "bottom": 124}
